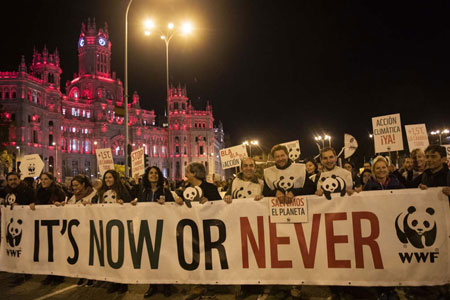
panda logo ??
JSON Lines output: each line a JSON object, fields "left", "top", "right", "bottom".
{"left": 288, "top": 147, "right": 301, "bottom": 161}
{"left": 28, "top": 163, "right": 35, "bottom": 174}
{"left": 232, "top": 187, "right": 253, "bottom": 199}
{"left": 320, "top": 175, "right": 346, "bottom": 200}
{"left": 6, "top": 218, "right": 23, "bottom": 247}
{"left": 103, "top": 190, "right": 117, "bottom": 204}
{"left": 5, "top": 193, "right": 16, "bottom": 206}
{"left": 395, "top": 206, "right": 437, "bottom": 249}
{"left": 183, "top": 186, "right": 203, "bottom": 202}
{"left": 274, "top": 175, "right": 295, "bottom": 192}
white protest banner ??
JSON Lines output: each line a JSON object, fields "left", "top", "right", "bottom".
{"left": 219, "top": 145, "right": 248, "bottom": 169}
{"left": 95, "top": 148, "right": 114, "bottom": 176}
{"left": 1, "top": 189, "right": 449, "bottom": 286}
{"left": 131, "top": 147, "right": 145, "bottom": 178}
{"left": 280, "top": 140, "right": 301, "bottom": 161}
{"left": 405, "top": 124, "right": 429, "bottom": 151}
{"left": 19, "top": 154, "right": 44, "bottom": 178}
{"left": 372, "top": 113, "right": 404, "bottom": 153}
{"left": 269, "top": 196, "right": 308, "bottom": 223}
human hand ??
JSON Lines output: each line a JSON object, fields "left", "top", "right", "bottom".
{"left": 130, "top": 198, "right": 138, "bottom": 206}
{"left": 419, "top": 184, "right": 428, "bottom": 190}
{"left": 224, "top": 195, "right": 232, "bottom": 204}
{"left": 276, "top": 190, "right": 285, "bottom": 203}
{"left": 254, "top": 195, "right": 263, "bottom": 201}
{"left": 285, "top": 191, "right": 294, "bottom": 204}
{"left": 200, "top": 197, "right": 208, "bottom": 204}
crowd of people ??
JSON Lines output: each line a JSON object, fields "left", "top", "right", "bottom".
{"left": 0, "top": 143, "right": 449, "bottom": 300}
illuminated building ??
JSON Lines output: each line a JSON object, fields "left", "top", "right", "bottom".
{"left": 0, "top": 19, "right": 225, "bottom": 181}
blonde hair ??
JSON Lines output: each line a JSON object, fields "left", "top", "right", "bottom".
{"left": 371, "top": 156, "right": 388, "bottom": 175}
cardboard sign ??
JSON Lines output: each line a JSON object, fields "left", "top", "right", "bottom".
{"left": 372, "top": 113, "right": 404, "bottom": 153}
{"left": 280, "top": 140, "right": 301, "bottom": 161}
{"left": 219, "top": 145, "right": 248, "bottom": 169}
{"left": 269, "top": 196, "right": 308, "bottom": 223}
{"left": 131, "top": 147, "right": 145, "bottom": 178}
{"left": 95, "top": 148, "right": 114, "bottom": 176}
{"left": 405, "top": 124, "right": 429, "bottom": 151}
{"left": 19, "top": 154, "right": 44, "bottom": 178}
{"left": 344, "top": 134, "right": 358, "bottom": 159}
{"left": 445, "top": 145, "right": 450, "bottom": 161}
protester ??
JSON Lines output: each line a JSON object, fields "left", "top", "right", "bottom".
{"left": 183, "top": 162, "right": 222, "bottom": 300}
{"left": 263, "top": 144, "right": 315, "bottom": 204}
{"left": 97, "top": 170, "right": 131, "bottom": 204}
{"left": 96, "top": 170, "right": 130, "bottom": 294}
{"left": 133, "top": 166, "right": 177, "bottom": 298}
{"left": 183, "top": 162, "right": 222, "bottom": 204}
{"left": 343, "top": 161, "right": 362, "bottom": 191}
{"left": 305, "top": 158, "right": 318, "bottom": 177}
{"left": 406, "top": 148, "right": 427, "bottom": 187}
{"left": 311, "top": 147, "right": 354, "bottom": 197}
{"left": 363, "top": 162, "right": 371, "bottom": 170}
{"left": 67, "top": 174, "right": 98, "bottom": 205}
{"left": 360, "top": 169, "right": 372, "bottom": 186}
{"left": 419, "top": 145, "right": 449, "bottom": 189}
{"left": 363, "top": 156, "right": 404, "bottom": 190}
{"left": 1, "top": 172, "right": 35, "bottom": 286}
{"left": 224, "top": 157, "right": 263, "bottom": 204}
{"left": 36, "top": 172, "right": 66, "bottom": 286}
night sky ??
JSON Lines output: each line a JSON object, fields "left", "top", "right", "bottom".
{"left": 2, "top": 0, "right": 450, "bottom": 165}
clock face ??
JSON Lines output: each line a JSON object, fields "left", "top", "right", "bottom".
{"left": 98, "top": 37, "right": 106, "bottom": 46}
{"left": 78, "top": 38, "right": 85, "bottom": 47}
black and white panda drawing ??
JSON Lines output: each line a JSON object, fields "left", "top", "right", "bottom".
{"left": 274, "top": 175, "right": 296, "bottom": 192}
{"left": 6, "top": 217, "right": 23, "bottom": 247}
{"left": 395, "top": 206, "right": 437, "bottom": 249}
{"left": 288, "top": 147, "right": 301, "bottom": 161}
{"left": 232, "top": 187, "right": 253, "bottom": 199}
{"left": 183, "top": 186, "right": 203, "bottom": 207}
{"left": 103, "top": 190, "right": 118, "bottom": 204}
{"left": 5, "top": 193, "right": 16, "bottom": 205}
{"left": 320, "top": 175, "right": 346, "bottom": 200}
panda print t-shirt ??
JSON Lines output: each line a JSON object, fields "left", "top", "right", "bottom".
{"left": 264, "top": 163, "right": 306, "bottom": 192}
{"left": 311, "top": 167, "right": 353, "bottom": 193}
{"left": 102, "top": 189, "right": 119, "bottom": 204}
{"left": 230, "top": 177, "right": 264, "bottom": 199}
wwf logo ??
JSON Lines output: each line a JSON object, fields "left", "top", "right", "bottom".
{"left": 28, "top": 163, "right": 36, "bottom": 173}
{"left": 320, "top": 175, "right": 346, "bottom": 200}
{"left": 6, "top": 218, "right": 23, "bottom": 247}
{"left": 395, "top": 206, "right": 437, "bottom": 249}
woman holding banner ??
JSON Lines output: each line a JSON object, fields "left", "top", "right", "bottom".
{"left": 36, "top": 172, "right": 67, "bottom": 286}
{"left": 134, "top": 166, "right": 178, "bottom": 298}
{"left": 96, "top": 169, "right": 130, "bottom": 294}
{"left": 363, "top": 156, "right": 404, "bottom": 191}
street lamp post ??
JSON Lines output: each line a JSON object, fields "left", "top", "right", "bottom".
{"left": 52, "top": 142, "right": 58, "bottom": 178}
{"left": 16, "top": 146, "right": 20, "bottom": 171}
{"left": 124, "top": 0, "right": 134, "bottom": 178}
{"left": 430, "top": 129, "right": 449, "bottom": 145}
{"left": 144, "top": 20, "right": 193, "bottom": 179}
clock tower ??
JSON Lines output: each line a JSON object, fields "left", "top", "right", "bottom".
{"left": 78, "top": 18, "right": 111, "bottom": 78}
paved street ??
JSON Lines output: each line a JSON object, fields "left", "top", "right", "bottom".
{"left": 1, "top": 272, "right": 413, "bottom": 300}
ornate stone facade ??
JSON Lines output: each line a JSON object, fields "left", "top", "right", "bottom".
{"left": 0, "top": 19, "right": 225, "bottom": 181}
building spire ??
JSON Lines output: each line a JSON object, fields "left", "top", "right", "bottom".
{"left": 18, "top": 55, "right": 27, "bottom": 73}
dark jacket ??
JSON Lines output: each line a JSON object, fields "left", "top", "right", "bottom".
{"left": 182, "top": 181, "right": 222, "bottom": 201}
{"left": 36, "top": 185, "right": 66, "bottom": 205}
{"left": 2, "top": 182, "right": 36, "bottom": 206}
{"left": 363, "top": 174, "right": 405, "bottom": 191}
{"left": 421, "top": 164, "right": 449, "bottom": 187}
{"left": 137, "top": 185, "right": 174, "bottom": 202}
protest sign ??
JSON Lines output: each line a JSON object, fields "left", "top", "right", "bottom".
{"left": 131, "top": 147, "right": 145, "bottom": 178}
{"left": 95, "top": 148, "right": 114, "bottom": 176}
{"left": 344, "top": 134, "right": 358, "bottom": 159}
{"left": 405, "top": 124, "right": 429, "bottom": 151}
{"left": 19, "top": 154, "right": 44, "bottom": 178}
{"left": 280, "top": 140, "right": 301, "bottom": 161}
{"left": 269, "top": 196, "right": 308, "bottom": 223}
{"left": 445, "top": 145, "right": 450, "bottom": 161}
{"left": 372, "top": 113, "right": 404, "bottom": 153}
{"left": 219, "top": 145, "right": 248, "bottom": 169}
{"left": 1, "top": 189, "right": 449, "bottom": 286}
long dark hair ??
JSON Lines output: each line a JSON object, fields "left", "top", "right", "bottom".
{"left": 98, "top": 170, "right": 127, "bottom": 202}
{"left": 305, "top": 158, "right": 318, "bottom": 175}
{"left": 142, "top": 166, "right": 164, "bottom": 189}
{"left": 40, "top": 172, "right": 57, "bottom": 190}
{"left": 71, "top": 174, "right": 92, "bottom": 189}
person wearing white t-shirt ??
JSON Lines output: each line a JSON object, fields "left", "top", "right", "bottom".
{"left": 224, "top": 157, "right": 263, "bottom": 203}
{"left": 311, "top": 147, "right": 355, "bottom": 197}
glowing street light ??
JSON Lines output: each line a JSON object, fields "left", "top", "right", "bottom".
{"left": 52, "top": 142, "right": 58, "bottom": 178}
{"left": 430, "top": 129, "right": 449, "bottom": 145}
{"left": 16, "top": 146, "right": 20, "bottom": 171}
{"left": 143, "top": 19, "right": 194, "bottom": 179}
{"left": 243, "top": 140, "right": 259, "bottom": 157}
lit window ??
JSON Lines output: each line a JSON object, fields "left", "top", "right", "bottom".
{"left": 72, "top": 127, "right": 76, "bottom": 133}
{"left": 86, "top": 111, "right": 91, "bottom": 118}
{"left": 62, "top": 108, "right": 66, "bottom": 115}
{"left": 85, "top": 141, "right": 89, "bottom": 152}
{"left": 153, "top": 145, "right": 157, "bottom": 155}
{"left": 73, "top": 139, "right": 77, "bottom": 151}
{"left": 82, "top": 110, "right": 85, "bottom": 117}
